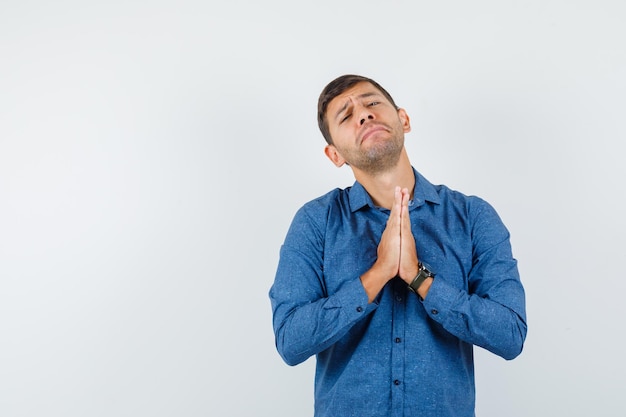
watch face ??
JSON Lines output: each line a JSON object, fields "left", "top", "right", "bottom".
{"left": 420, "top": 262, "right": 434, "bottom": 276}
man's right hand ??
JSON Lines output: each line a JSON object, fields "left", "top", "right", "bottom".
{"left": 360, "top": 187, "right": 417, "bottom": 302}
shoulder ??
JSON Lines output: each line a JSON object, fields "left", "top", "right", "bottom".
{"left": 428, "top": 180, "right": 489, "bottom": 210}
{"left": 295, "top": 187, "right": 348, "bottom": 223}
{"left": 429, "top": 180, "right": 505, "bottom": 227}
{"left": 287, "top": 187, "right": 349, "bottom": 235}
{"left": 414, "top": 169, "right": 490, "bottom": 212}
{"left": 303, "top": 187, "right": 346, "bottom": 209}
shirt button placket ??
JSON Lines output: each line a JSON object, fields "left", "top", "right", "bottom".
{"left": 390, "top": 286, "right": 406, "bottom": 417}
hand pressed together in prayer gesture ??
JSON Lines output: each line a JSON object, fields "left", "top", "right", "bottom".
{"left": 396, "top": 187, "right": 419, "bottom": 283}
{"left": 361, "top": 186, "right": 431, "bottom": 302}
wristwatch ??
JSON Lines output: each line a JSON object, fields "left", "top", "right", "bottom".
{"left": 408, "top": 262, "right": 435, "bottom": 294}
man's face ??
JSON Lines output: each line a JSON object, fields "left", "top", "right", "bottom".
{"left": 324, "top": 82, "right": 411, "bottom": 174}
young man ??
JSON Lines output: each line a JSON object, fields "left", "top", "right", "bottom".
{"left": 269, "top": 74, "right": 527, "bottom": 417}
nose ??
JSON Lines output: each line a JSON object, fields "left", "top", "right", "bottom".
{"left": 359, "top": 114, "right": 374, "bottom": 125}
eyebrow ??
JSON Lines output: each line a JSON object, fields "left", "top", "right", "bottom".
{"left": 333, "top": 92, "right": 381, "bottom": 122}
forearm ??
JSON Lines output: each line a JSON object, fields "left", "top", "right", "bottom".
{"left": 418, "top": 197, "right": 528, "bottom": 359}
{"left": 271, "top": 278, "right": 373, "bottom": 366}
{"left": 422, "top": 277, "right": 527, "bottom": 360}
{"left": 360, "top": 264, "right": 396, "bottom": 303}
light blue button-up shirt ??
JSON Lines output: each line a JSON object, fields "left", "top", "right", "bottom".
{"left": 270, "top": 168, "right": 527, "bottom": 417}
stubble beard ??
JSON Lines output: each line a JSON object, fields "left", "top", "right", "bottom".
{"left": 343, "top": 134, "right": 404, "bottom": 176}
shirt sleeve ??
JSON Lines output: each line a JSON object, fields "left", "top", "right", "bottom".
{"left": 421, "top": 198, "right": 528, "bottom": 360}
{"left": 269, "top": 205, "right": 375, "bottom": 366}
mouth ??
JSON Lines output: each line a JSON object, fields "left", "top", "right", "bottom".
{"left": 359, "top": 124, "right": 388, "bottom": 144}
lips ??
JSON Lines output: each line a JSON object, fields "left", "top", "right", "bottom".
{"left": 359, "top": 124, "right": 388, "bottom": 144}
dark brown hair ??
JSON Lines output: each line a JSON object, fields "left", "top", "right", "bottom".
{"left": 317, "top": 74, "right": 398, "bottom": 144}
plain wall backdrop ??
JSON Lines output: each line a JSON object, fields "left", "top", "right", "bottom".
{"left": 1, "top": 1, "right": 625, "bottom": 416}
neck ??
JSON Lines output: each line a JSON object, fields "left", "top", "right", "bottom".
{"left": 352, "top": 149, "right": 415, "bottom": 210}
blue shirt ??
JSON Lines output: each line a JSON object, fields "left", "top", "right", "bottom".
{"left": 269, "top": 168, "right": 527, "bottom": 417}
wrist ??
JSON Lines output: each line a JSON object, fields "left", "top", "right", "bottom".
{"left": 407, "top": 262, "right": 435, "bottom": 299}
{"left": 416, "top": 277, "right": 434, "bottom": 299}
{"left": 360, "top": 266, "right": 393, "bottom": 303}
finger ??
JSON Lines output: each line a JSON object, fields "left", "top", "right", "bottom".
{"left": 398, "top": 188, "right": 418, "bottom": 281}
{"left": 388, "top": 186, "right": 402, "bottom": 225}
{"left": 401, "top": 187, "right": 410, "bottom": 208}
{"left": 400, "top": 188, "right": 411, "bottom": 227}
{"left": 395, "top": 186, "right": 403, "bottom": 211}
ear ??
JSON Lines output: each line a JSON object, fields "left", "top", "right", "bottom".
{"left": 397, "top": 108, "right": 411, "bottom": 133}
{"left": 324, "top": 144, "right": 346, "bottom": 168}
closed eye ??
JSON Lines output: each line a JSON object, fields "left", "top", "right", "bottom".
{"left": 340, "top": 114, "right": 351, "bottom": 123}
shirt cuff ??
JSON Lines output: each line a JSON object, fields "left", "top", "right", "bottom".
{"left": 325, "top": 277, "right": 375, "bottom": 323}
{"left": 421, "top": 274, "right": 459, "bottom": 324}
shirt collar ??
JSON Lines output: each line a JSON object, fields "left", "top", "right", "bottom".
{"left": 348, "top": 167, "right": 441, "bottom": 212}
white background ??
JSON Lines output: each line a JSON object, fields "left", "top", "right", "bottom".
{"left": 1, "top": 1, "right": 625, "bottom": 416}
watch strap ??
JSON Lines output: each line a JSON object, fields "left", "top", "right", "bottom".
{"left": 408, "top": 262, "right": 434, "bottom": 294}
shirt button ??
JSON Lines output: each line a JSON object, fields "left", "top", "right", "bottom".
{"left": 394, "top": 380, "right": 401, "bottom": 386}
{"left": 356, "top": 306, "right": 363, "bottom": 313}
{"left": 395, "top": 337, "right": 401, "bottom": 343}
{"left": 395, "top": 295, "right": 402, "bottom": 302}
{"left": 431, "top": 309, "right": 439, "bottom": 315}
